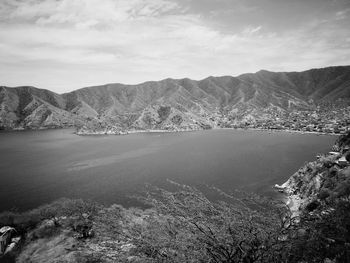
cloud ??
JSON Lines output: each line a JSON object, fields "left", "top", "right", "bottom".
{"left": 0, "top": 0, "right": 235, "bottom": 65}
{"left": 1, "top": 0, "right": 180, "bottom": 26}
{"left": 336, "top": 8, "right": 350, "bottom": 20}
{"left": 0, "top": 0, "right": 349, "bottom": 92}
{"left": 242, "top": 25, "right": 262, "bottom": 35}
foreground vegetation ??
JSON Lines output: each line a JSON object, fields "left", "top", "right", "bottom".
{"left": 1, "top": 134, "right": 350, "bottom": 262}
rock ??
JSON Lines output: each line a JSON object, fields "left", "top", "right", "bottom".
{"left": 120, "top": 243, "right": 136, "bottom": 252}
{"left": 4, "top": 242, "right": 16, "bottom": 254}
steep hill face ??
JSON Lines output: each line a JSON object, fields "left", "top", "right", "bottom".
{"left": 1, "top": 66, "right": 349, "bottom": 131}
{"left": 241, "top": 66, "right": 350, "bottom": 101}
{"left": 0, "top": 86, "right": 79, "bottom": 129}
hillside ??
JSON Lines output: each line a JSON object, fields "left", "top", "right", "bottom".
{"left": 277, "top": 132, "right": 350, "bottom": 216}
{"left": 1, "top": 66, "right": 350, "bottom": 133}
{"left": 273, "top": 132, "right": 350, "bottom": 262}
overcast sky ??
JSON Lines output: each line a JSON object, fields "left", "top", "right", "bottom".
{"left": 1, "top": 0, "right": 350, "bottom": 93}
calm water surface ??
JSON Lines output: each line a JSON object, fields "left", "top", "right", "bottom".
{"left": 0, "top": 129, "right": 335, "bottom": 212}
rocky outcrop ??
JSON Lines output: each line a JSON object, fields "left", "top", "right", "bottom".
{"left": 276, "top": 132, "right": 350, "bottom": 217}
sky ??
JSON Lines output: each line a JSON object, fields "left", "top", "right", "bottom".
{"left": 0, "top": 0, "right": 350, "bottom": 93}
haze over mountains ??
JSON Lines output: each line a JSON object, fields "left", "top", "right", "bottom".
{"left": 1, "top": 66, "right": 350, "bottom": 132}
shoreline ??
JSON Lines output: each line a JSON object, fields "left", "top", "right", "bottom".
{"left": 75, "top": 127, "right": 202, "bottom": 136}
{"left": 274, "top": 182, "right": 302, "bottom": 218}
{"left": 223, "top": 127, "right": 340, "bottom": 136}
{"left": 75, "top": 126, "right": 342, "bottom": 136}
{"left": 1, "top": 125, "right": 344, "bottom": 137}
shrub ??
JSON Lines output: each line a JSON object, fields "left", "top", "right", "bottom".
{"left": 29, "top": 222, "right": 59, "bottom": 240}
{"left": 124, "top": 184, "right": 290, "bottom": 263}
{"left": 319, "top": 155, "right": 335, "bottom": 168}
{"left": 157, "top": 106, "right": 171, "bottom": 121}
{"left": 336, "top": 132, "right": 350, "bottom": 149}
{"left": 334, "top": 178, "right": 350, "bottom": 198}
{"left": 318, "top": 188, "right": 331, "bottom": 200}
{"left": 305, "top": 200, "right": 320, "bottom": 212}
{"left": 0, "top": 199, "right": 99, "bottom": 236}
{"left": 171, "top": 115, "right": 183, "bottom": 125}
{"left": 345, "top": 151, "right": 350, "bottom": 162}
{"left": 289, "top": 199, "right": 350, "bottom": 263}
{"left": 329, "top": 166, "right": 339, "bottom": 178}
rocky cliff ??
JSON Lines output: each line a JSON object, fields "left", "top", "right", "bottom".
{"left": 276, "top": 132, "right": 350, "bottom": 217}
{"left": 273, "top": 132, "right": 350, "bottom": 262}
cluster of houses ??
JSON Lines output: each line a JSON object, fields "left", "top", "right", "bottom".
{"left": 0, "top": 226, "right": 20, "bottom": 256}
{"left": 223, "top": 104, "right": 350, "bottom": 135}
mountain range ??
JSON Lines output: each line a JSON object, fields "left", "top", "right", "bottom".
{"left": 1, "top": 65, "right": 350, "bottom": 132}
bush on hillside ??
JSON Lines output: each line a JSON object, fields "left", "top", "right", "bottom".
{"left": 157, "top": 106, "right": 171, "bottom": 121}
{"left": 288, "top": 198, "right": 350, "bottom": 262}
{"left": 337, "top": 132, "right": 350, "bottom": 150}
{"left": 0, "top": 199, "right": 99, "bottom": 235}
{"left": 346, "top": 151, "right": 350, "bottom": 162}
{"left": 318, "top": 188, "right": 331, "bottom": 200}
{"left": 121, "top": 183, "right": 291, "bottom": 263}
{"left": 171, "top": 115, "right": 183, "bottom": 125}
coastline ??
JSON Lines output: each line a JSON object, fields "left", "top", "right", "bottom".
{"left": 2, "top": 123, "right": 345, "bottom": 137}
{"left": 75, "top": 126, "right": 342, "bottom": 136}
{"left": 75, "top": 127, "right": 203, "bottom": 135}
{"left": 224, "top": 127, "right": 340, "bottom": 136}
{"left": 274, "top": 181, "right": 303, "bottom": 218}
{"left": 274, "top": 132, "right": 349, "bottom": 219}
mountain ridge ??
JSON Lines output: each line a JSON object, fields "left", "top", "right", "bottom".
{"left": 1, "top": 65, "right": 350, "bottom": 132}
